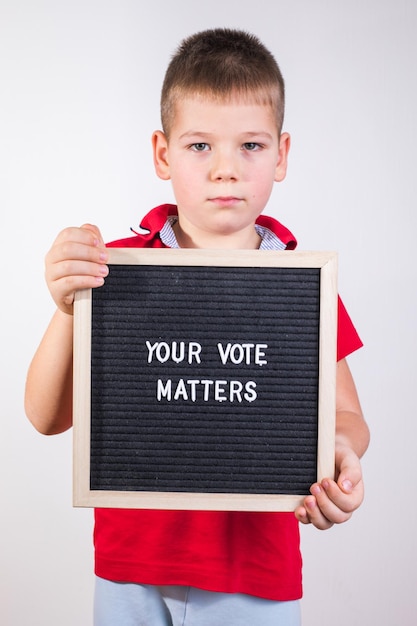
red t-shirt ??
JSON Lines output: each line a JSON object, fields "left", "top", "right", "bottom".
{"left": 94, "top": 204, "right": 363, "bottom": 601}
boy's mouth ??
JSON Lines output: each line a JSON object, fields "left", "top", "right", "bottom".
{"left": 209, "top": 196, "right": 242, "bottom": 207}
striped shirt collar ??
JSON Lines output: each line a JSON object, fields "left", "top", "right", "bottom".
{"left": 159, "top": 216, "right": 287, "bottom": 251}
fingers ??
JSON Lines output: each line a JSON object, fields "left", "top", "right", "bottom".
{"left": 45, "top": 225, "right": 109, "bottom": 315}
{"left": 294, "top": 484, "right": 345, "bottom": 530}
{"left": 295, "top": 462, "right": 365, "bottom": 530}
{"left": 295, "top": 494, "right": 337, "bottom": 531}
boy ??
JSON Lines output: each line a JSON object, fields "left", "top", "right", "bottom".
{"left": 25, "top": 28, "right": 370, "bottom": 626}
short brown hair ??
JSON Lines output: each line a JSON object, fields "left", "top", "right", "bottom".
{"left": 160, "top": 28, "right": 285, "bottom": 138}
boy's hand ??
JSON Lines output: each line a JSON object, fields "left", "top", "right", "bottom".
{"left": 45, "top": 224, "right": 109, "bottom": 315}
{"left": 294, "top": 442, "right": 365, "bottom": 530}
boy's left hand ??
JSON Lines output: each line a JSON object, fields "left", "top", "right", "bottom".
{"left": 294, "top": 443, "right": 365, "bottom": 530}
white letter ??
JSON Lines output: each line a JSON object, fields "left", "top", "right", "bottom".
{"left": 241, "top": 343, "right": 255, "bottom": 364}
{"left": 229, "top": 380, "right": 243, "bottom": 402}
{"left": 188, "top": 342, "right": 202, "bottom": 364}
{"left": 187, "top": 379, "right": 200, "bottom": 402}
{"left": 200, "top": 379, "right": 214, "bottom": 401}
{"left": 173, "top": 379, "right": 188, "bottom": 400}
{"left": 156, "top": 342, "right": 170, "bottom": 363}
{"left": 171, "top": 341, "right": 185, "bottom": 363}
{"left": 146, "top": 340, "right": 159, "bottom": 363}
{"left": 230, "top": 344, "right": 244, "bottom": 364}
{"left": 217, "top": 342, "right": 232, "bottom": 364}
{"left": 244, "top": 381, "right": 257, "bottom": 402}
{"left": 157, "top": 379, "right": 172, "bottom": 400}
{"left": 215, "top": 380, "right": 228, "bottom": 402}
{"left": 255, "top": 343, "right": 268, "bottom": 366}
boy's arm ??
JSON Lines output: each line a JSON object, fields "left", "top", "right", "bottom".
{"left": 25, "top": 224, "right": 108, "bottom": 435}
{"left": 25, "top": 309, "right": 74, "bottom": 434}
{"left": 295, "top": 358, "right": 370, "bottom": 529}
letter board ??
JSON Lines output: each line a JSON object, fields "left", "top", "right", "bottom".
{"left": 73, "top": 248, "right": 338, "bottom": 511}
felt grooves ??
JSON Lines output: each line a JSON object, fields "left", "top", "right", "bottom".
{"left": 90, "top": 265, "right": 320, "bottom": 495}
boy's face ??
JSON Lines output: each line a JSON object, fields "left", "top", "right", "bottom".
{"left": 153, "top": 95, "right": 290, "bottom": 248}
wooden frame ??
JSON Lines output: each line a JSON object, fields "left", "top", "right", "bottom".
{"left": 73, "top": 248, "right": 338, "bottom": 511}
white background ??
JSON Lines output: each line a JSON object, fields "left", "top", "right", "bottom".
{"left": 1, "top": 1, "right": 416, "bottom": 624}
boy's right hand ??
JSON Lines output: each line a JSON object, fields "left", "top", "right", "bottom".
{"left": 45, "top": 224, "right": 109, "bottom": 315}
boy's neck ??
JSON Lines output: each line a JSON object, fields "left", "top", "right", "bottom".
{"left": 173, "top": 220, "right": 262, "bottom": 250}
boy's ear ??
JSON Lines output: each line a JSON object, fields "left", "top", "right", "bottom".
{"left": 152, "top": 130, "right": 171, "bottom": 180}
{"left": 274, "top": 132, "right": 291, "bottom": 182}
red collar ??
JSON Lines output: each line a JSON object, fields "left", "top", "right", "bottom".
{"left": 134, "top": 204, "right": 297, "bottom": 250}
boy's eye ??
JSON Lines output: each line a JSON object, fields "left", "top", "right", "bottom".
{"left": 243, "top": 142, "right": 261, "bottom": 151}
{"left": 190, "top": 143, "right": 209, "bottom": 152}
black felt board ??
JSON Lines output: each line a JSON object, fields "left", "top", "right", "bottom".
{"left": 89, "top": 263, "right": 321, "bottom": 497}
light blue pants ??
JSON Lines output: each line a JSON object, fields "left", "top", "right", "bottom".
{"left": 94, "top": 577, "right": 301, "bottom": 626}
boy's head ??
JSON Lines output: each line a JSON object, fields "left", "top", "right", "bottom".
{"left": 160, "top": 28, "right": 285, "bottom": 140}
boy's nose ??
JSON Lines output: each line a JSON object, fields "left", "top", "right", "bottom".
{"left": 210, "top": 150, "right": 239, "bottom": 181}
